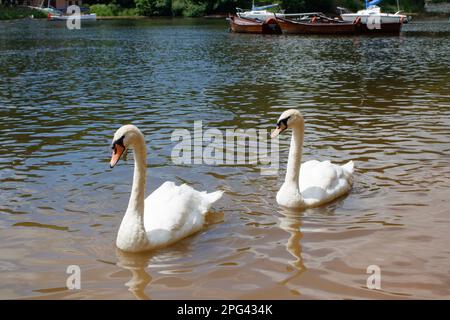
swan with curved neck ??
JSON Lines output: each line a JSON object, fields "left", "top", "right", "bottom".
{"left": 271, "top": 109, "right": 354, "bottom": 209}
{"left": 110, "top": 124, "right": 223, "bottom": 253}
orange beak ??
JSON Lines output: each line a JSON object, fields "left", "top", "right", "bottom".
{"left": 271, "top": 123, "right": 287, "bottom": 138}
{"left": 110, "top": 144, "right": 125, "bottom": 168}
{"left": 271, "top": 127, "right": 282, "bottom": 138}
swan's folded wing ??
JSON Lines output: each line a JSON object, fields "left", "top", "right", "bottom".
{"left": 300, "top": 160, "right": 353, "bottom": 205}
{"left": 143, "top": 182, "right": 221, "bottom": 233}
{"left": 299, "top": 160, "right": 336, "bottom": 191}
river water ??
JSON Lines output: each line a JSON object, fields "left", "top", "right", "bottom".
{"left": 0, "top": 18, "right": 449, "bottom": 299}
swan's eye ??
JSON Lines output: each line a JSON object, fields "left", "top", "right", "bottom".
{"left": 111, "top": 135, "right": 125, "bottom": 150}
{"left": 277, "top": 116, "right": 290, "bottom": 128}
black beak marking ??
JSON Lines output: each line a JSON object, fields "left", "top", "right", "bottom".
{"left": 276, "top": 116, "right": 290, "bottom": 128}
{"left": 111, "top": 135, "right": 125, "bottom": 150}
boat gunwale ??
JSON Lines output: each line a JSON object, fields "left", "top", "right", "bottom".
{"left": 229, "top": 15, "right": 266, "bottom": 26}
{"left": 274, "top": 15, "right": 356, "bottom": 27}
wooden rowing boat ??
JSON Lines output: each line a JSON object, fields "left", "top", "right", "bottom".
{"left": 275, "top": 15, "right": 360, "bottom": 35}
{"left": 228, "top": 15, "right": 282, "bottom": 34}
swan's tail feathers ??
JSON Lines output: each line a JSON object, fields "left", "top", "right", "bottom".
{"left": 200, "top": 190, "right": 224, "bottom": 215}
{"left": 205, "top": 190, "right": 224, "bottom": 205}
{"left": 342, "top": 160, "right": 354, "bottom": 175}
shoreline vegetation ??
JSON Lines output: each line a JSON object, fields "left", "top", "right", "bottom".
{"left": 0, "top": 5, "right": 47, "bottom": 20}
{"left": 83, "top": 1, "right": 436, "bottom": 18}
{"left": 1, "top": 1, "right": 448, "bottom": 21}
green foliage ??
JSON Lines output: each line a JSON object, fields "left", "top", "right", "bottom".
{"left": 280, "top": 0, "right": 358, "bottom": 13}
{"left": 185, "top": 2, "right": 207, "bottom": 17}
{"left": 1, "top": 1, "right": 426, "bottom": 20}
{"left": 89, "top": 3, "right": 138, "bottom": 16}
{"left": 89, "top": 4, "right": 119, "bottom": 16}
{"left": 280, "top": 1, "right": 424, "bottom": 13}
{"left": 171, "top": 0, "right": 184, "bottom": 15}
{"left": 172, "top": 0, "right": 207, "bottom": 16}
{"left": 119, "top": 7, "right": 139, "bottom": 15}
{"left": 335, "top": 0, "right": 362, "bottom": 11}
{"left": 135, "top": 0, "right": 172, "bottom": 16}
{"left": 208, "top": 0, "right": 250, "bottom": 13}
{"left": 83, "top": 0, "right": 136, "bottom": 8}
{"left": 0, "top": 5, "right": 47, "bottom": 20}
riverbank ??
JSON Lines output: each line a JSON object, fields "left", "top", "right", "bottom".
{"left": 96, "top": 16, "right": 147, "bottom": 20}
{"left": 73, "top": 11, "right": 450, "bottom": 21}
{"left": 0, "top": 6, "right": 447, "bottom": 21}
{"left": 0, "top": 5, "right": 47, "bottom": 20}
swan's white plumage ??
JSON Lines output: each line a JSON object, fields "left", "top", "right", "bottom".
{"left": 144, "top": 182, "right": 223, "bottom": 249}
{"left": 299, "top": 159, "right": 354, "bottom": 207}
{"left": 111, "top": 124, "right": 223, "bottom": 253}
{"left": 273, "top": 109, "right": 354, "bottom": 209}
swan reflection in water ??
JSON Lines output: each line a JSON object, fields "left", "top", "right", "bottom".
{"left": 277, "top": 208, "right": 305, "bottom": 274}
{"left": 114, "top": 212, "right": 225, "bottom": 300}
{"left": 114, "top": 209, "right": 304, "bottom": 299}
{"left": 115, "top": 249, "right": 153, "bottom": 300}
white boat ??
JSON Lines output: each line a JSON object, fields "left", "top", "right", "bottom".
{"left": 30, "top": 1, "right": 97, "bottom": 21}
{"left": 237, "top": 2, "right": 285, "bottom": 21}
{"left": 340, "top": 2, "right": 408, "bottom": 24}
{"left": 48, "top": 13, "right": 97, "bottom": 21}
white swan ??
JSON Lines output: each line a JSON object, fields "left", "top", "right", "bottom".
{"left": 109, "top": 124, "right": 223, "bottom": 253}
{"left": 271, "top": 109, "right": 354, "bottom": 209}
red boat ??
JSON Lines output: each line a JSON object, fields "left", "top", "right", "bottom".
{"left": 228, "top": 15, "right": 282, "bottom": 34}
{"left": 275, "top": 15, "right": 361, "bottom": 35}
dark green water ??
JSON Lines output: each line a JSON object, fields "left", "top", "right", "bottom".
{"left": 0, "top": 18, "right": 449, "bottom": 299}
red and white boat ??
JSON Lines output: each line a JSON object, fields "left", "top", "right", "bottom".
{"left": 339, "top": 4, "right": 407, "bottom": 33}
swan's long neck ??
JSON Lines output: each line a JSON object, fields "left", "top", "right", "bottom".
{"left": 284, "top": 123, "right": 304, "bottom": 186}
{"left": 117, "top": 134, "right": 150, "bottom": 252}
{"left": 126, "top": 137, "right": 147, "bottom": 217}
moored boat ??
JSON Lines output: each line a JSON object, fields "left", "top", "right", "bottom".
{"left": 275, "top": 15, "right": 361, "bottom": 35}
{"left": 31, "top": 1, "right": 97, "bottom": 22}
{"left": 236, "top": 2, "right": 285, "bottom": 21}
{"left": 339, "top": 2, "right": 406, "bottom": 34}
{"left": 47, "top": 13, "right": 97, "bottom": 21}
{"left": 228, "top": 15, "right": 282, "bottom": 34}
